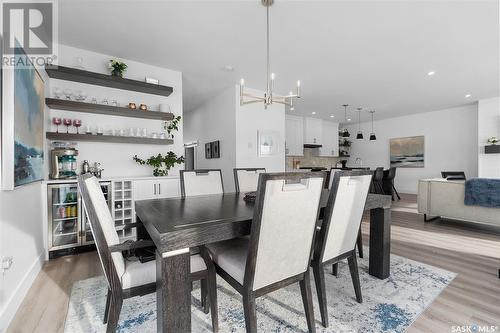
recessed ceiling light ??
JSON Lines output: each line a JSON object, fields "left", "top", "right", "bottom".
{"left": 330, "top": 114, "right": 335, "bottom": 118}
{"left": 223, "top": 65, "right": 234, "bottom": 71}
{"left": 427, "top": 71, "right": 436, "bottom": 76}
{"left": 465, "top": 94, "right": 472, "bottom": 98}
{"left": 347, "top": 118, "right": 352, "bottom": 121}
{"left": 312, "top": 112, "right": 316, "bottom": 115}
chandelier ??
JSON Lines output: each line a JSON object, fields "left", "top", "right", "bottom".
{"left": 239, "top": 0, "right": 301, "bottom": 109}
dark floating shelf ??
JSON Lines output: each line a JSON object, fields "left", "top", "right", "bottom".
{"left": 46, "top": 98, "right": 174, "bottom": 121}
{"left": 45, "top": 65, "right": 173, "bottom": 97}
{"left": 46, "top": 132, "right": 173, "bottom": 145}
{"left": 485, "top": 145, "right": 500, "bottom": 154}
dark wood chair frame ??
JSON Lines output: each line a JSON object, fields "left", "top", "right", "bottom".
{"left": 211, "top": 172, "right": 326, "bottom": 333}
{"left": 180, "top": 169, "right": 224, "bottom": 198}
{"left": 233, "top": 168, "right": 266, "bottom": 193}
{"left": 78, "top": 174, "right": 219, "bottom": 333}
{"left": 311, "top": 170, "right": 372, "bottom": 328}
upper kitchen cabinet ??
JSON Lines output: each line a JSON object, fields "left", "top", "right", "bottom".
{"left": 285, "top": 115, "right": 304, "bottom": 156}
{"left": 303, "top": 117, "right": 322, "bottom": 146}
{"left": 320, "top": 121, "right": 339, "bottom": 157}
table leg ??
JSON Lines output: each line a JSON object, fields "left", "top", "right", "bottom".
{"left": 369, "top": 207, "right": 391, "bottom": 279}
{"left": 156, "top": 249, "right": 191, "bottom": 333}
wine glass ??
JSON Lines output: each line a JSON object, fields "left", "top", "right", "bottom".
{"left": 63, "top": 89, "right": 73, "bottom": 100}
{"left": 73, "top": 119, "right": 82, "bottom": 134}
{"left": 63, "top": 118, "right": 72, "bottom": 133}
{"left": 53, "top": 88, "right": 63, "bottom": 99}
{"left": 52, "top": 117, "right": 62, "bottom": 133}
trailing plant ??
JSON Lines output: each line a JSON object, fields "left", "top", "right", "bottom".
{"left": 109, "top": 59, "right": 127, "bottom": 77}
{"left": 164, "top": 115, "right": 182, "bottom": 139}
{"left": 133, "top": 152, "right": 184, "bottom": 176}
{"left": 487, "top": 136, "right": 499, "bottom": 145}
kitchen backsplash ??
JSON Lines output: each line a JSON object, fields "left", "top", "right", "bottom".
{"left": 285, "top": 149, "right": 344, "bottom": 170}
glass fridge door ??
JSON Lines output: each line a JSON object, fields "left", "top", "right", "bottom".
{"left": 48, "top": 183, "right": 80, "bottom": 250}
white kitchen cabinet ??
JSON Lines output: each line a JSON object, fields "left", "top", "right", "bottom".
{"left": 133, "top": 177, "right": 180, "bottom": 200}
{"left": 285, "top": 115, "right": 304, "bottom": 156}
{"left": 304, "top": 117, "right": 322, "bottom": 145}
{"left": 320, "top": 121, "right": 339, "bottom": 157}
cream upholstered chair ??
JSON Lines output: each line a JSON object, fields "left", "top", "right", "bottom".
{"left": 78, "top": 174, "right": 219, "bottom": 333}
{"left": 233, "top": 168, "right": 266, "bottom": 193}
{"left": 180, "top": 169, "right": 224, "bottom": 197}
{"left": 328, "top": 168, "right": 364, "bottom": 261}
{"left": 311, "top": 170, "right": 372, "bottom": 328}
{"left": 207, "top": 172, "right": 325, "bottom": 333}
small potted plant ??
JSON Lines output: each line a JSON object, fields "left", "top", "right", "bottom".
{"left": 109, "top": 59, "right": 127, "bottom": 77}
{"left": 487, "top": 136, "right": 499, "bottom": 145}
{"left": 164, "top": 115, "right": 182, "bottom": 139}
{"left": 133, "top": 152, "right": 184, "bottom": 176}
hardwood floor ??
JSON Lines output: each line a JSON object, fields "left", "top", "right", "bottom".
{"left": 6, "top": 194, "right": 500, "bottom": 332}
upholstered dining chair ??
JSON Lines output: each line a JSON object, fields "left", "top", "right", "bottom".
{"left": 311, "top": 170, "right": 373, "bottom": 328}
{"left": 180, "top": 169, "right": 224, "bottom": 197}
{"left": 328, "top": 168, "right": 364, "bottom": 260}
{"left": 372, "top": 167, "right": 385, "bottom": 194}
{"left": 233, "top": 168, "right": 266, "bottom": 193}
{"left": 78, "top": 174, "right": 219, "bottom": 333}
{"left": 206, "top": 172, "right": 326, "bottom": 333}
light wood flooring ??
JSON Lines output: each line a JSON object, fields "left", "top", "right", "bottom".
{"left": 6, "top": 194, "right": 500, "bottom": 333}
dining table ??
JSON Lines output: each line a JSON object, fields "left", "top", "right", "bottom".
{"left": 135, "top": 190, "right": 392, "bottom": 333}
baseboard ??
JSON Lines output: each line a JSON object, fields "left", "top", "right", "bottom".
{"left": 0, "top": 251, "right": 44, "bottom": 332}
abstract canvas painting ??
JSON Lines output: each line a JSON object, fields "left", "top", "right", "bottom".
{"left": 390, "top": 136, "right": 425, "bottom": 168}
{"left": 13, "top": 45, "right": 44, "bottom": 187}
{"left": 258, "top": 130, "right": 279, "bottom": 157}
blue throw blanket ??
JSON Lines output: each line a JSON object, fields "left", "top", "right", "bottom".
{"left": 464, "top": 178, "right": 500, "bottom": 208}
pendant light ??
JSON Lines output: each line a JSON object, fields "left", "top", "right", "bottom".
{"left": 342, "top": 104, "right": 350, "bottom": 137}
{"left": 356, "top": 107, "right": 364, "bottom": 140}
{"left": 369, "top": 110, "right": 377, "bottom": 141}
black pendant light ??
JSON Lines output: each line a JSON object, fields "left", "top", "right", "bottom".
{"left": 369, "top": 110, "right": 377, "bottom": 141}
{"left": 356, "top": 107, "right": 364, "bottom": 140}
{"left": 342, "top": 104, "right": 350, "bottom": 137}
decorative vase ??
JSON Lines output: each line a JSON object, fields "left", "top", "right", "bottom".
{"left": 111, "top": 70, "right": 123, "bottom": 78}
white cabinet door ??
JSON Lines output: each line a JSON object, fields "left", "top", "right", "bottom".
{"left": 285, "top": 115, "right": 304, "bottom": 156}
{"left": 133, "top": 178, "right": 180, "bottom": 200}
{"left": 320, "top": 121, "right": 339, "bottom": 157}
{"left": 132, "top": 180, "right": 157, "bottom": 201}
{"left": 304, "top": 117, "right": 322, "bottom": 145}
{"left": 156, "top": 178, "right": 180, "bottom": 199}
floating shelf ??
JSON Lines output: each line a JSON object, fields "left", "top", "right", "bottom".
{"left": 485, "top": 145, "right": 500, "bottom": 154}
{"left": 45, "top": 65, "right": 173, "bottom": 97}
{"left": 46, "top": 98, "right": 174, "bottom": 121}
{"left": 46, "top": 132, "right": 173, "bottom": 145}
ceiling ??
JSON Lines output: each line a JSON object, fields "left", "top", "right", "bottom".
{"left": 58, "top": 0, "right": 499, "bottom": 123}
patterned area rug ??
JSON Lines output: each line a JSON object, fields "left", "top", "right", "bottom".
{"left": 65, "top": 251, "right": 455, "bottom": 333}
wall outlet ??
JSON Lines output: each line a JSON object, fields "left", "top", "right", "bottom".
{"left": 1, "top": 256, "right": 14, "bottom": 271}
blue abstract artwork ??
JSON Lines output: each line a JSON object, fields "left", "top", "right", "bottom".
{"left": 13, "top": 44, "right": 44, "bottom": 187}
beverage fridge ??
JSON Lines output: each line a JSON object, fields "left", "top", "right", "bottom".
{"left": 47, "top": 181, "right": 111, "bottom": 257}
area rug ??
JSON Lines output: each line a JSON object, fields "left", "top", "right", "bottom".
{"left": 64, "top": 251, "right": 455, "bottom": 333}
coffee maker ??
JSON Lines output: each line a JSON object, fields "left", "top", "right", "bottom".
{"left": 50, "top": 142, "right": 79, "bottom": 179}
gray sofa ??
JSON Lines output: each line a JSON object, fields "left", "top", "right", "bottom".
{"left": 418, "top": 178, "right": 500, "bottom": 227}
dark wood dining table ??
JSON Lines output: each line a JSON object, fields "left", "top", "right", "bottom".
{"left": 135, "top": 190, "right": 391, "bottom": 333}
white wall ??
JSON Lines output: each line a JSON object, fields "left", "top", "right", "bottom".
{"left": 184, "top": 86, "right": 286, "bottom": 192}
{"left": 346, "top": 104, "right": 478, "bottom": 194}
{"left": 478, "top": 97, "right": 500, "bottom": 178}
{"left": 235, "top": 86, "right": 285, "bottom": 172}
{"left": 184, "top": 87, "right": 236, "bottom": 191}
{"left": 48, "top": 45, "right": 184, "bottom": 178}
